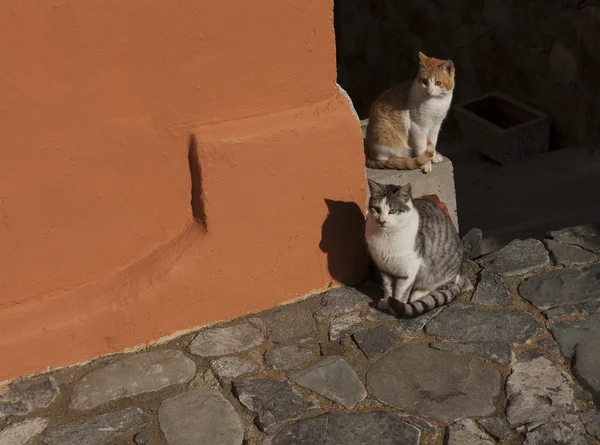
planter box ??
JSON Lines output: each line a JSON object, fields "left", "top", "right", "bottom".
{"left": 454, "top": 93, "right": 550, "bottom": 165}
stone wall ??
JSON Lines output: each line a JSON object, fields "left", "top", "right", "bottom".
{"left": 335, "top": 0, "right": 600, "bottom": 148}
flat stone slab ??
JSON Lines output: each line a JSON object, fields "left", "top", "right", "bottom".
{"left": 366, "top": 306, "right": 397, "bottom": 323}
{"left": 70, "top": 349, "right": 196, "bottom": 410}
{"left": 425, "top": 303, "right": 540, "bottom": 344}
{"left": 353, "top": 325, "right": 403, "bottom": 359}
{"left": 519, "top": 265, "right": 600, "bottom": 310}
{"left": 158, "top": 390, "right": 244, "bottom": 445}
{"left": 580, "top": 410, "right": 600, "bottom": 440}
{"left": 210, "top": 357, "right": 258, "bottom": 381}
{"left": 263, "top": 307, "right": 316, "bottom": 344}
{"left": 0, "top": 375, "right": 59, "bottom": 418}
{"left": 478, "top": 238, "right": 550, "bottom": 276}
{"left": 572, "top": 337, "right": 600, "bottom": 406}
{"left": 548, "top": 312, "right": 600, "bottom": 358}
{"left": 290, "top": 357, "right": 366, "bottom": 409}
{"left": 505, "top": 353, "right": 589, "bottom": 444}
{"left": 544, "top": 239, "right": 598, "bottom": 266}
{"left": 318, "top": 286, "right": 370, "bottom": 317}
{"left": 189, "top": 323, "right": 264, "bottom": 356}
{"left": 329, "top": 312, "right": 362, "bottom": 341}
{"left": 472, "top": 270, "right": 512, "bottom": 306}
{"left": 431, "top": 341, "right": 511, "bottom": 366}
{"left": 395, "top": 308, "right": 443, "bottom": 335}
{"left": 233, "top": 379, "right": 318, "bottom": 431}
{"left": 548, "top": 224, "right": 600, "bottom": 254}
{"left": 263, "top": 411, "right": 420, "bottom": 445}
{"left": 366, "top": 345, "right": 502, "bottom": 424}
{"left": 0, "top": 418, "right": 49, "bottom": 445}
{"left": 446, "top": 419, "right": 495, "bottom": 445}
{"left": 44, "top": 407, "right": 150, "bottom": 445}
{"left": 264, "top": 345, "right": 316, "bottom": 372}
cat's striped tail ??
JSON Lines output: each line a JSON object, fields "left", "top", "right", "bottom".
{"left": 366, "top": 141, "right": 435, "bottom": 170}
{"left": 388, "top": 275, "right": 466, "bottom": 318}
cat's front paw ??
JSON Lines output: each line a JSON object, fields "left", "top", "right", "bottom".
{"left": 421, "top": 162, "right": 432, "bottom": 174}
{"left": 377, "top": 299, "right": 390, "bottom": 310}
{"left": 431, "top": 153, "right": 444, "bottom": 164}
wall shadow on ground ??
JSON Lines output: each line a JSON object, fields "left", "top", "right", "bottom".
{"left": 320, "top": 199, "right": 369, "bottom": 286}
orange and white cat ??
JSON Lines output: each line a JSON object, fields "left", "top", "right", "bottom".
{"left": 365, "top": 52, "right": 455, "bottom": 173}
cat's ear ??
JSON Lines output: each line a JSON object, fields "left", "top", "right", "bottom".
{"left": 418, "top": 51, "right": 429, "bottom": 67}
{"left": 368, "top": 179, "right": 384, "bottom": 196}
{"left": 441, "top": 60, "right": 455, "bottom": 76}
{"left": 399, "top": 183, "right": 412, "bottom": 200}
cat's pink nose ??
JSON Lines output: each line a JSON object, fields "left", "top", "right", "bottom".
{"left": 426, "top": 89, "right": 433, "bottom": 96}
{"left": 378, "top": 220, "right": 387, "bottom": 227}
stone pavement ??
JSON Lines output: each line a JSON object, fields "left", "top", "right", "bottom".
{"left": 1, "top": 224, "right": 600, "bottom": 445}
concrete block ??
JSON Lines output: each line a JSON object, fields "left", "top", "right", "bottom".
{"left": 366, "top": 157, "right": 459, "bottom": 231}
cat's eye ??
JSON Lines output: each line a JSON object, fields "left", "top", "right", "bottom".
{"left": 435, "top": 81, "right": 442, "bottom": 86}
{"left": 389, "top": 209, "right": 398, "bottom": 214}
{"left": 371, "top": 206, "right": 381, "bottom": 213}
{"left": 420, "top": 79, "right": 427, "bottom": 85}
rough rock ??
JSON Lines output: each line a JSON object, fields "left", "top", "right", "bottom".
{"left": 290, "top": 357, "right": 366, "bottom": 409}
{"left": 425, "top": 303, "right": 540, "bottom": 344}
{"left": 572, "top": 337, "right": 600, "bottom": 406}
{"left": 395, "top": 308, "right": 443, "bottom": 335}
{"left": 263, "top": 411, "right": 420, "bottom": 445}
{"left": 158, "top": 390, "right": 244, "bottom": 445}
{"left": 520, "top": 418, "right": 590, "bottom": 445}
{"left": 580, "top": 410, "right": 600, "bottom": 440}
{"left": 446, "top": 419, "right": 495, "bottom": 445}
{"left": 329, "top": 312, "right": 362, "bottom": 341}
{"left": 319, "top": 341, "right": 345, "bottom": 357}
{"left": 538, "top": 338, "right": 562, "bottom": 357}
{"left": 210, "top": 357, "right": 258, "bottom": 381}
{"left": 44, "top": 407, "right": 150, "bottom": 445}
{"left": 548, "top": 312, "right": 600, "bottom": 358}
{"left": 353, "top": 325, "right": 402, "bottom": 359}
{"left": 462, "top": 227, "right": 483, "bottom": 259}
{"left": 431, "top": 341, "right": 511, "bottom": 366}
{"left": 263, "top": 307, "right": 316, "bottom": 343}
{"left": 548, "top": 224, "right": 600, "bottom": 254}
{"left": 70, "top": 349, "right": 196, "bottom": 410}
{"left": 506, "top": 354, "right": 575, "bottom": 428}
{"left": 264, "top": 345, "right": 316, "bottom": 372}
{"left": 0, "top": 418, "right": 48, "bottom": 445}
{"left": 478, "top": 417, "right": 513, "bottom": 442}
{"left": 404, "top": 416, "right": 437, "bottom": 435}
{"left": 544, "top": 239, "right": 598, "bottom": 266}
{"left": 519, "top": 265, "right": 600, "bottom": 310}
{"left": 366, "top": 345, "right": 502, "bottom": 423}
{"left": 318, "top": 286, "right": 370, "bottom": 317}
{"left": 189, "top": 369, "right": 221, "bottom": 391}
{"left": 478, "top": 238, "right": 550, "bottom": 276}
{"left": 189, "top": 323, "right": 264, "bottom": 356}
{"left": 0, "top": 376, "right": 59, "bottom": 418}
{"left": 505, "top": 353, "right": 588, "bottom": 444}
{"left": 233, "top": 379, "right": 318, "bottom": 431}
{"left": 472, "top": 270, "right": 513, "bottom": 306}
{"left": 543, "top": 305, "right": 581, "bottom": 319}
{"left": 133, "top": 431, "right": 151, "bottom": 445}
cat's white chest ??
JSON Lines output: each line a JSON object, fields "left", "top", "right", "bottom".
{"left": 366, "top": 215, "right": 421, "bottom": 276}
{"left": 412, "top": 95, "right": 452, "bottom": 127}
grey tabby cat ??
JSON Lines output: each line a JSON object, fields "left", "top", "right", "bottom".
{"left": 365, "top": 179, "right": 467, "bottom": 317}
